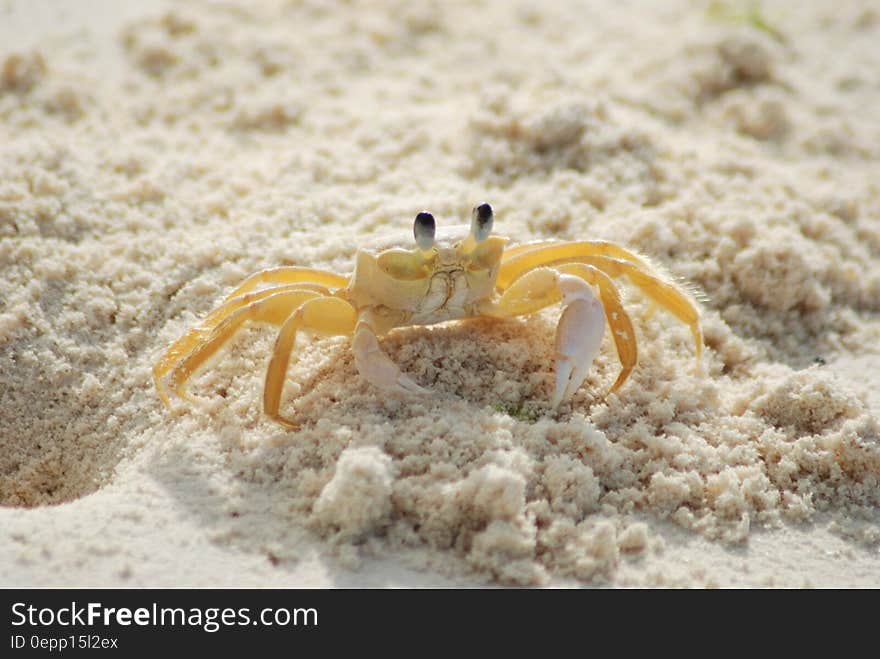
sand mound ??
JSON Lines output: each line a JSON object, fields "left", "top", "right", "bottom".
{"left": 1, "top": 0, "right": 878, "bottom": 586}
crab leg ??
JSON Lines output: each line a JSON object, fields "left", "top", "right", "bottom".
{"left": 218, "top": 266, "right": 348, "bottom": 302}
{"left": 263, "top": 296, "right": 357, "bottom": 428}
{"left": 482, "top": 267, "right": 611, "bottom": 408}
{"left": 498, "top": 243, "right": 702, "bottom": 359}
{"left": 499, "top": 240, "right": 652, "bottom": 278}
{"left": 155, "top": 266, "right": 345, "bottom": 395}
{"left": 154, "top": 283, "right": 332, "bottom": 403}
{"left": 157, "top": 288, "right": 323, "bottom": 405}
{"left": 153, "top": 284, "right": 330, "bottom": 406}
{"left": 352, "top": 309, "right": 427, "bottom": 396}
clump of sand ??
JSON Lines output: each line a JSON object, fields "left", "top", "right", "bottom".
{"left": 1, "top": 0, "right": 879, "bottom": 587}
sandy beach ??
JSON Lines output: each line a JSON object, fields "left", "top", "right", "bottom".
{"left": 1, "top": 0, "right": 878, "bottom": 587}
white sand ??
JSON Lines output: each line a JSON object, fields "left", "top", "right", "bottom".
{"left": 1, "top": 0, "right": 879, "bottom": 587}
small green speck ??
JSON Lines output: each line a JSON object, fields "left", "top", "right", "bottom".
{"left": 493, "top": 402, "right": 543, "bottom": 423}
{"left": 706, "top": 1, "right": 785, "bottom": 42}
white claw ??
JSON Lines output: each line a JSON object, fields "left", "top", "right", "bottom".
{"left": 353, "top": 327, "right": 428, "bottom": 395}
{"left": 552, "top": 275, "right": 606, "bottom": 409}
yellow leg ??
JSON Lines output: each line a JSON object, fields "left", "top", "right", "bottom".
{"left": 153, "top": 284, "right": 328, "bottom": 406}
{"left": 596, "top": 257, "right": 702, "bottom": 360}
{"left": 263, "top": 296, "right": 357, "bottom": 428}
{"left": 155, "top": 266, "right": 345, "bottom": 400}
{"left": 157, "top": 289, "right": 323, "bottom": 405}
{"left": 219, "top": 266, "right": 348, "bottom": 303}
{"left": 483, "top": 266, "right": 563, "bottom": 317}
{"left": 154, "top": 283, "right": 331, "bottom": 404}
{"left": 498, "top": 243, "right": 702, "bottom": 359}
{"left": 499, "top": 241, "right": 653, "bottom": 287}
{"left": 498, "top": 241, "right": 559, "bottom": 263}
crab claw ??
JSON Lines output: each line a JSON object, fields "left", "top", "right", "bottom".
{"left": 552, "top": 274, "right": 606, "bottom": 409}
{"left": 353, "top": 326, "right": 427, "bottom": 395}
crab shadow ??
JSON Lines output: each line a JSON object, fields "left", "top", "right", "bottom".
{"left": 143, "top": 437, "right": 474, "bottom": 586}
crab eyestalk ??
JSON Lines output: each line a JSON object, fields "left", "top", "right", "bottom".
{"left": 413, "top": 211, "right": 436, "bottom": 252}
{"left": 472, "top": 203, "right": 493, "bottom": 242}
{"left": 462, "top": 202, "right": 493, "bottom": 253}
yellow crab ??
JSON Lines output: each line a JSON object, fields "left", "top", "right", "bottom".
{"left": 154, "top": 203, "right": 703, "bottom": 428}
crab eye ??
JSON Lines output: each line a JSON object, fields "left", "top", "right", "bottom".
{"left": 413, "top": 211, "right": 436, "bottom": 251}
{"left": 471, "top": 203, "right": 493, "bottom": 242}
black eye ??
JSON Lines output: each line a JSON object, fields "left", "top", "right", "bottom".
{"left": 471, "top": 203, "right": 493, "bottom": 242}
{"left": 413, "top": 211, "right": 436, "bottom": 250}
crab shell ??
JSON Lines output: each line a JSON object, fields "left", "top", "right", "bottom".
{"left": 347, "top": 224, "right": 507, "bottom": 326}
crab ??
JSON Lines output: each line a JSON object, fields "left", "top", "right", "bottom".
{"left": 154, "top": 203, "right": 703, "bottom": 428}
